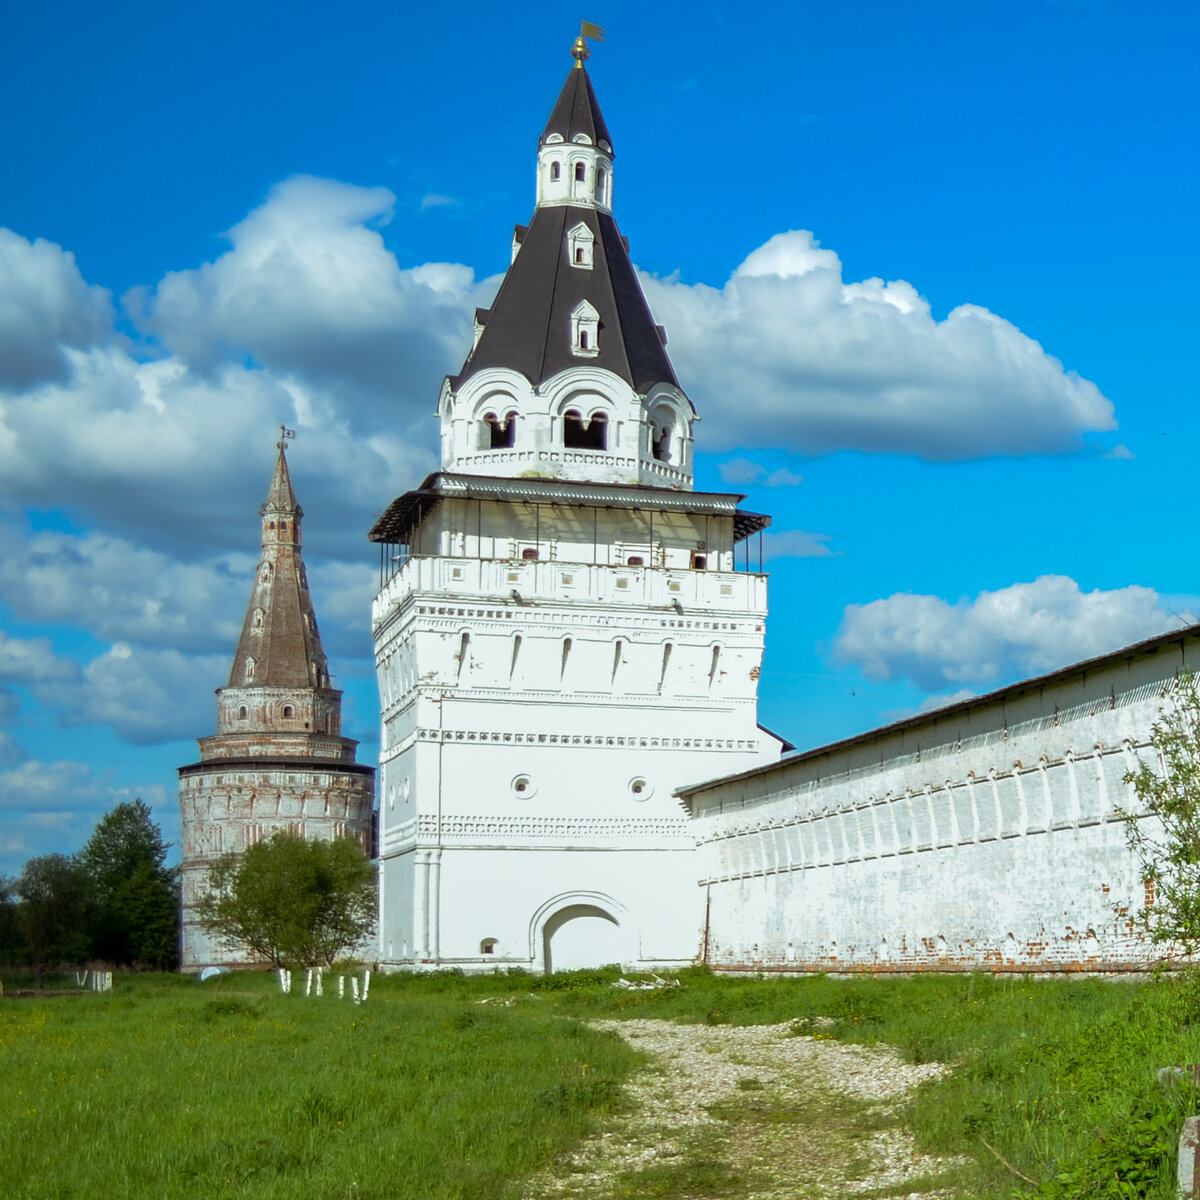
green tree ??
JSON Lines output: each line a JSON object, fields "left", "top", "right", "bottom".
{"left": 0, "top": 875, "right": 20, "bottom": 966}
{"left": 198, "top": 832, "right": 375, "bottom": 968}
{"left": 1124, "top": 672, "right": 1200, "bottom": 955}
{"left": 79, "top": 800, "right": 179, "bottom": 968}
{"left": 16, "top": 854, "right": 94, "bottom": 965}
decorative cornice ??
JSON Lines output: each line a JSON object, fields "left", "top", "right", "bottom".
{"left": 413, "top": 727, "right": 759, "bottom": 752}
{"left": 379, "top": 813, "right": 694, "bottom": 854}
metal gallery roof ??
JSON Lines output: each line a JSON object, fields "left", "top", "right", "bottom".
{"left": 368, "top": 472, "right": 770, "bottom": 545}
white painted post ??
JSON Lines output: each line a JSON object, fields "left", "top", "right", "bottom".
{"left": 305, "top": 968, "right": 314, "bottom": 997}
{"left": 315, "top": 969, "right": 324, "bottom": 997}
{"left": 351, "top": 977, "right": 360, "bottom": 1004}
{"left": 362, "top": 969, "right": 371, "bottom": 1001}
{"left": 338, "top": 975, "right": 345, "bottom": 999}
{"left": 278, "top": 967, "right": 287, "bottom": 993}
{"left": 1179, "top": 1115, "right": 1200, "bottom": 1197}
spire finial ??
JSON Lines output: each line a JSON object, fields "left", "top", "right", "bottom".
{"left": 277, "top": 424, "right": 295, "bottom": 453}
{"left": 573, "top": 20, "right": 604, "bottom": 68}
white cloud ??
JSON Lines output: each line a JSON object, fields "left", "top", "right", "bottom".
{"left": 763, "top": 530, "right": 836, "bottom": 560}
{"left": 717, "top": 458, "right": 804, "bottom": 487}
{"left": 129, "top": 176, "right": 486, "bottom": 421}
{"left": 762, "top": 467, "right": 805, "bottom": 487}
{"left": 0, "top": 732, "right": 25, "bottom": 768}
{"left": 0, "top": 751, "right": 172, "bottom": 875}
{"left": 0, "top": 757, "right": 113, "bottom": 814}
{"left": 641, "top": 230, "right": 1116, "bottom": 460}
{"left": 717, "top": 458, "right": 765, "bottom": 485}
{"left": 0, "top": 522, "right": 248, "bottom": 652}
{"left": 0, "top": 346, "right": 436, "bottom": 557}
{"left": 1106, "top": 443, "right": 1136, "bottom": 460}
{"left": 50, "top": 644, "right": 227, "bottom": 745}
{"left": 420, "top": 193, "right": 461, "bottom": 210}
{"left": 0, "top": 229, "right": 112, "bottom": 391}
{"left": 0, "top": 631, "right": 80, "bottom": 684}
{"left": 834, "top": 575, "right": 1182, "bottom": 692}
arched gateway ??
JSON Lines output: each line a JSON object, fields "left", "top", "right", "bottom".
{"left": 531, "top": 892, "right": 633, "bottom": 973}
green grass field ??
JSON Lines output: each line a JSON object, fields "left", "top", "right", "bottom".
{"left": 3, "top": 967, "right": 1199, "bottom": 1198}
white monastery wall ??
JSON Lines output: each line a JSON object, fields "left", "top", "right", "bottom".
{"left": 685, "top": 631, "right": 1200, "bottom": 973}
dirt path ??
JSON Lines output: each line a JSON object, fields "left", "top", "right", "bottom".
{"left": 526, "top": 1019, "right": 967, "bottom": 1199}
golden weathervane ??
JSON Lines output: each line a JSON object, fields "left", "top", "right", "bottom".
{"left": 572, "top": 20, "right": 605, "bottom": 66}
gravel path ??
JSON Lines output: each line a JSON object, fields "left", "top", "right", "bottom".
{"left": 526, "top": 1018, "right": 967, "bottom": 1199}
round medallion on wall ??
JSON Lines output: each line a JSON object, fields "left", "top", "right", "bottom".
{"left": 628, "top": 777, "right": 652, "bottom": 801}
{"left": 511, "top": 774, "right": 537, "bottom": 798}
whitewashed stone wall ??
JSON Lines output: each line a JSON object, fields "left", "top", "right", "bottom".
{"left": 684, "top": 629, "right": 1200, "bottom": 973}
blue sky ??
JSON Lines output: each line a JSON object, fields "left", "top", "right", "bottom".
{"left": 1, "top": 0, "right": 1197, "bottom": 874}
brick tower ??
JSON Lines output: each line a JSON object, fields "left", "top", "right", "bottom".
{"left": 179, "top": 438, "right": 375, "bottom": 970}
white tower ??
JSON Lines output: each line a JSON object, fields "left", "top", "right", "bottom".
{"left": 370, "top": 39, "right": 783, "bottom": 972}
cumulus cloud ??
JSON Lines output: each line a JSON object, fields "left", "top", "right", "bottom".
{"left": 0, "top": 179, "right": 1133, "bottom": 867}
{"left": 51, "top": 644, "right": 228, "bottom": 745}
{"left": 834, "top": 575, "right": 1183, "bottom": 692}
{"left": 0, "top": 751, "right": 172, "bottom": 875}
{"left": 641, "top": 231, "right": 1116, "bottom": 460}
{"left": 0, "top": 229, "right": 112, "bottom": 391}
{"left": 0, "top": 334, "right": 435, "bottom": 556}
{"left": 129, "top": 176, "right": 487, "bottom": 420}
{"left": 0, "top": 522, "right": 248, "bottom": 652}
{"left": 763, "top": 530, "right": 836, "bottom": 560}
{"left": 717, "top": 458, "right": 804, "bottom": 487}
{"left": 0, "top": 631, "right": 80, "bottom": 685}
{"left": 0, "top": 732, "right": 25, "bottom": 768}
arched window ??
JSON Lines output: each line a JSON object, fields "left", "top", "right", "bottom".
{"left": 244, "top": 656, "right": 255, "bottom": 683}
{"left": 652, "top": 424, "right": 672, "bottom": 462}
{"left": 550, "top": 162, "right": 560, "bottom": 181}
{"left": 563, "top": 410, "right": 607, "bottom": 450}
{"left": 480, "top": 938, "right": 497, "bottom": 955}
{"left": 567, "top": 221, "right": 594, "bottom": 270}
{"left": 570, "top": 300, "right": 599, "bottom": 356}
{"left": 596, "top": 167, "right": 606, "bottom": 202}
{"left": 484, "top": 410, "right": 517, "bottom": 449}
{"left": 238, "top": 705, "right": 248, "bottom": 720}
{"left": 283, "top": 705, "right": 294, "bottom": 718}
{"left": 574, "top": 161, "right": 586, "bottom": 182}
